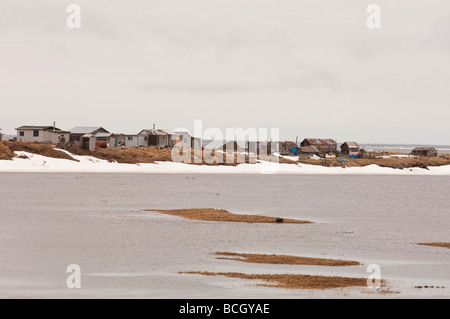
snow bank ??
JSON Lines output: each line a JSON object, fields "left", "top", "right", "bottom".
{"left": 1, "top": 150, "right": 450, "bottom": 175}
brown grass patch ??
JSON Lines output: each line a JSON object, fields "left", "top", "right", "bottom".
{"left": 173, "top": 149, "right": 294, "bottom": 166}
{"left": 181, "top": 271, "right": 367, "bottom": 290}
{"left": 0, "top": 141, "right": 78, "bottom": 161}
{"left": 61, "top": 144, "right": 296, "bottom": 166}
{"left": 63, "top": 144, "right": 240, "bottom": 166}
{"left": 93, "top": 146, "right": 173, "bottom": 164}
{"left": 0, "top": 142, "right": 15, "bottom": 160}
{"left": 62, "top": 144, "right": 172, "bottom": 164}
{"left": 298, "top": 156, "right": 450, "bottom": 169}
{"left": 214, "top": 252, "right": 360, "bottom": 266}
{"left": 176, "top": 148, "right": 238, "bottom": 166}
{"left": 417, "top": 242, "right": 450, "bottom": 248}
{"left": 143, "top": 208, "right": 311, "bottom": 224}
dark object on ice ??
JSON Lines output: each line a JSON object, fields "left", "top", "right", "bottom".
{"left": 275, "top": 218, "right": 284, "bottom": 223}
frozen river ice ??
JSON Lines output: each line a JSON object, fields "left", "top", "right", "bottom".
{"left": 0, "top": 173, "right": 449, "bottom": 298}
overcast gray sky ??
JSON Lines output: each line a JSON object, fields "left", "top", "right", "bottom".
{"left": 1, "top": 0, "right": 449, "bottom": 144}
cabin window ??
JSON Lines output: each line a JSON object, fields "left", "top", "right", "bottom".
{"left": 20, "top": 131, "right": 24, "bottom": 137}
{"left": 128, "top": 136, "right": 133, "bottom": 141}
{"left": 33, "top": 130, "right": 39, "bottom": 137}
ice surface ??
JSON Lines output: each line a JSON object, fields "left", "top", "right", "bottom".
{"left": 0, "top": 173, "right": 449, "bottom": 298}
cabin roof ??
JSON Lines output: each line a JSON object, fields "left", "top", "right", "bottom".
{"left": 303, "top": 138, "right": 336, "bottom": 146}
{"left": 70, "top": 126, "right": 110, "bottom": 134}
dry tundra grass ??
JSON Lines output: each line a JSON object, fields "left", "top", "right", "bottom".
{"left": 0, "top": 141, "right": 311, "bottom": 166}
{"left": 0, "top": 141, "right": 77, "bottom": 161}
{"left": 417, "top": 242, "right": 450, "bottom": 248}
{"left": 298, "top": 155, "right": 450, "bottom": 169}
{"left": 214, "top": 252, "right": 360, "bottom": 266}
{"left": 62, "top": 144, "right": 173, "bottom": 164}
{"left": 0, "top": 142, "right": 15, "bottom": 160}
{"left": 144, "top": 208, "right": 311, "bottom": 224}
{"left": 4, "top": 141, "right": 448, "bottom": 169}
{"left": 172, "top": 148, "right": 296, "bottom": 166}
{"left": 63, "top": 144, "right": 274, "bottom": 166}
{"left": 181, "top": 271, "right": 367, "bottom": 290}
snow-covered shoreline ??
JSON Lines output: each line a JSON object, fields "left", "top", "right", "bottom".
{"left": 1, "top": 150, "right": 450, "bottom": 175}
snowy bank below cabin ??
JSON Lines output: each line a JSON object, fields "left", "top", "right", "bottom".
{"left": 1, "top": 149, "right": 450, "bottom": 175}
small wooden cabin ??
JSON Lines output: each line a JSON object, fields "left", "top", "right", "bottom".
{"left": 411, "top": 147, "right": 437, "bottom": 157}
{"left": 340, "top": 142, "right": 360, "bottom": 156}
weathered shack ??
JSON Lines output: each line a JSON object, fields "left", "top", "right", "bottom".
{"left": 340, "top": 142, "right": 360, "bottom": 156}
{"left": 301, "top": 138, "right": 337, "bottom": 155}
{"left": 221, "top": 141, "right": 245, "bottom": 153}
{"left": 15, "top": 125, "right": 70, "bottom": 144}
{"left": 137, "top": 127, "right": 175, "bottom": 148}
{"left": 79, "top": 134, "right": 97, "bottom": 151}
{"left": 299, "top": 145, "right": 320, "bottom": 157}
{"left": 411, "top": 147, "right": 437, "bottom": 157}
{"left": 246, "top": 141, "right": 272, "bottom": 155}
{"left": 219, "top": 140, "right": 272, "bottom": 155}
{"left": 70, "top": 127, "right": 110, "bottom": 144}
{"left": 280, "top": 141, "right": 298, "bottom": 155}
{"left": 174, "top": 131, "right": 201, "bottom": 149}
{"left": 123, "top": 134, "right": 139, "bottom": 148}
{"left": 95, "top": 132, "right": 117, "bottom": 149}
{"left": 360, "top": 148, "right": 382, "bottom": 159}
